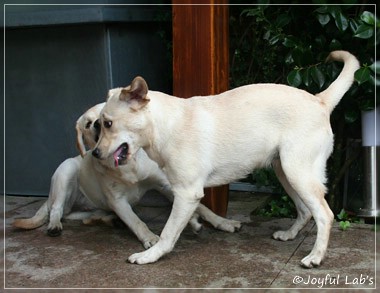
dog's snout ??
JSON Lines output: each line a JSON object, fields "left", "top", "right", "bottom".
{"left": 92, "top": 148, "right": 101, "bottom": 159}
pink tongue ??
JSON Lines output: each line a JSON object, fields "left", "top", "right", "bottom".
{"left": 113, "top": 147, "right": 124, "bottom": 168}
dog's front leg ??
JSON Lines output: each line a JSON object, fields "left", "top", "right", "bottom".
{"left": 108, "top": 197, "right": 159, "bottom": 249}
{"left": 128, "top": 187, "right": 202, "bottom": 264}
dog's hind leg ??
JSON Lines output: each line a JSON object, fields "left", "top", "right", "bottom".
{"left": 47, "top": 188, "right": 68, "bottom": 237}
{"left": 272, "top": 159, "right": 312, "bottom": 241}
{"left": 195, "top": 204, "right": 241, "bottom": 232}
{"left": 69, "top": 210, "right": 119, "bottom": 227}
{"left": 158, "top": 181, "right": 241, "bottom": 233}
{"left": 280, "top": 155, "right": 334, "bottom": 268}
{"left": 159, "top": 186, "right": 203, "bottom": 233}
{"left": 47, "top": 158, "right": 80, "bottom": 237}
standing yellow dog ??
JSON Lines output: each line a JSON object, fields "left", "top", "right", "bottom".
{"left": 92, "top": 51, "right": 360, "bottom": 268}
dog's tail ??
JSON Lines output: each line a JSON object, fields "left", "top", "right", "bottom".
{"left": 316, "top": 50, "right": 360, "bottom": 114}
{"left": 13, "top": 201, "right": 49, "bottom": 229}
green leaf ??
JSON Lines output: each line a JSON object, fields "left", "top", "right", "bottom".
{"left": 268, "top": 34, "right": 280, "bottom": 45}
{"left": 291, "top": 48, "right": 304, "bottom": 66}
{"left": 241, "top": 8, "right": 262, "bottom": 17}
{"left": 291, "top": 48, "right": 313, "bottom": 67}
{"left": 287, "top": 69, "right": 302, "bottom": 87}
{"left": 275, "top": 14, "right": 291, "bottom": 28}
{"left": 280, "top": 207, "right": 288, "bottom": 216}
{"left": 310, "top": 66, "right": 325, "bottom": 89}
{"left": 329, "top": 39, "right": 342, "bottom": 51}
{"left": 339, "top": 220, "right": 351, "bottom": 231}
{"left": 285, "top": 52, "right": 294, "bottom": 65}
{"left": 337, "top": 208, "right": 347, "bottom": 220}
{"left": 263, "top": 30, "right": 271, "bottom": 40}
{"left": 328, "top": 6, "right": 342, "bottom": 19}
{"left": 281, "top": 195, "right": 289, "bottom": 202}
{"left": 315, "top": 6, "right": 329, "bottom": 14}
{"left": 349, "top": 18, "right": 360, "bottom": 33}
{"left": 355, "top": 67, "right": 371, "bottom": 85}
{"left": 316, "top": 13, "right": 330, "bottom": 26}
{"left": 329, "top": 62, "right": 341, "bottom": 80}
{"left": 360, "top": 11, "right": 376, "bottom": 25}
{"left": 315, "top": 35, "right": 326, "bottom": 48}
{"left": 301, "top": 49, "right": 313, "bottom": 66}
{"left": 345, "top": 110, "right": 359, "bottom": 123}
{"left": 333, "top": 11, "right": 349, "bottom": 32}
{"left": 359, "top": 98, "right": 375, "bottom": 111}
{"left": 353, "top": 23, "right": 374, "bottom": 39}
{"left": 282, "top": 36, "right": 298, "bottom": 48}
{"left": 302, "top": 68, "right": 312, "bottom": 87}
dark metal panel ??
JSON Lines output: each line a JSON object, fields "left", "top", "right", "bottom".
{"left": 108, "top": 23, "right": 171, "bottom": 92}
{"left": 4, "top": 4, "right": 171, "bottom": 196}
{"left": 5, "top": 6, "right": 165, "bottom": 28}
{"left": 5, "top": 24, "right": 109, "bottom": 195}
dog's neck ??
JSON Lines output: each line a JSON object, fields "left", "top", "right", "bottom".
{"left": 143, "top": 91, "right": 186, "bottom": 168}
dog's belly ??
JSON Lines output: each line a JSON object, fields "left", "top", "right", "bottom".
{"left": 204, "top": 146, "right": 278, "bottom": 187}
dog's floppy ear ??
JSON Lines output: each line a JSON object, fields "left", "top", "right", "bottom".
{"left": 75, "top": 120, "right": 87, "bottom": 158}
{"left": 120, "top": 76, "right": 150, "bottom": 110}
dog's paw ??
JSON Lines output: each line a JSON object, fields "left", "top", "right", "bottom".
{"left": 47, "top": 227, "right": 62, "bottom": 237}
{"left": 47, "top": 222, "right": 63, "bottom": 237}
{"left": 189, "top": 216, "right": 203, "bottom": 234}
{"left": 128, "top": 246, "right": 163, "bottom": 265}
{"left": 216, "top": 219, "right": 242, "bottom": 233}
{"left": 142, "top": 234, "right": 160, "bottom": 249}
{"left": 272, "top": 230, "right": 296, "bottom": 241}
{"left": 300, "top": 253, "right": 323, "bottom": 268}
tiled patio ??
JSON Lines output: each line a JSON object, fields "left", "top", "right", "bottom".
{"left": 2, "top": 191, "right": 378, "bottom": 290}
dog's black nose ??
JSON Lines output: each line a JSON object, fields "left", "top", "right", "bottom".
{"left": 94, "top": 119, "right": 100, "bottom": 131}
{"left": 94, "top": 119, "right": 101, "bottom": 142}
{"left": 92, "top": 148, "right": 101, "bottom": 159}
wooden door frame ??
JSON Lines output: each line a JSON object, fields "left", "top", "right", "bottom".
{"left": 172, "top": 1, "right": 229, "bottom": 216}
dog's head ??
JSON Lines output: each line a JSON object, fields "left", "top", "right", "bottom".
{"left": 92, "top": 76, "right": 151, "bottom": 167}
{"left": 75, "top": 102, "right": 105, "bottom": 157}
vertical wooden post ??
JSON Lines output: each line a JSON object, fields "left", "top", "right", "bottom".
{"left": 172, "top": 1, "right": 229, "bottom": 216}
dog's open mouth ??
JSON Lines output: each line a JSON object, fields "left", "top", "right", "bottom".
{"left": 113, "top": 143, "right": 129, "bottom": 167}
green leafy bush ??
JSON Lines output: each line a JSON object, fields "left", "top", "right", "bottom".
{"left": 337, "top": 208, "right": 364, "bottom": 231}
{"left": 230, "top": 2, "right": 377, "bottom": 213}
{"left": 259, "top": 194, "right": 297, "bottom": 218}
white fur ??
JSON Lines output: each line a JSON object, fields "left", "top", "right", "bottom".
{"left": 94, "top": 50, "right": 360, "bottom": 267}
{"left": 14, "top": 103, "right": 241, "bottom": 248}
{"left": 13, "top": 103, "right": 111, "bottom": 235}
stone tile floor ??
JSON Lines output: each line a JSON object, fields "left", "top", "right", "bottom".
{"left": 1, "top": 191, "right": 378, "bottom": 291}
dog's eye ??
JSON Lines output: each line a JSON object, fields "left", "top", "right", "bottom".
{"left": 104, "top": 120, "right": 112, "bottom": 128}
{"left": 85, "top": 121, "right": 92, "bottom": 129}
